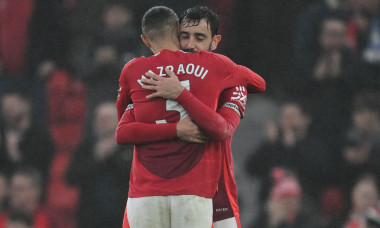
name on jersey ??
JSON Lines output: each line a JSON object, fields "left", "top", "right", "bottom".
{"left": 154, "top": 64, "right": 209, "bottom": 79}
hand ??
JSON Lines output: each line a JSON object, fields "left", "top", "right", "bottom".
{"left": 177, "top": 117, "right": 208, "bottom": 144}
{"left": 141, "top": 67, "right": 184, "bottom": 100}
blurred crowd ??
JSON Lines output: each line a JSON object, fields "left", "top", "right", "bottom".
{"left": 0, "top": 0, "right": 379, "bottom": 228}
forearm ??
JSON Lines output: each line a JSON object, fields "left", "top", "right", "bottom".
{"left": 116, "top": 119, "right": 177, "bottom": 145}
{"left": 176, "top": 89, "right": 240, "bottom": 141}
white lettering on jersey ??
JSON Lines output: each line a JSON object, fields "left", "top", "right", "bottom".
{"left": 186, "top": 63, "right": 195, "bottom": 74}
{"left": 177, "top": 64, "right": 185, "bottom": 74}
{"left": 151, "top": 64, "right": 208, "bottom": 79}
{"left": 231, "top": 86, "right": 247, "bottom": 106}
{"left": 137, "top": 75, "right": 147, "bottom": 86}
{"left": 157, "top": 66, "right": 165, "bottom": 76}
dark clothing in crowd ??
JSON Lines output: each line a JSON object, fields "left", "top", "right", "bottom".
{"left": 0, "top": 123, "right": 54, "bottom": 184}
{"left": 251, "top": 209, "right": 320, "bottom": 228}
{"left": 246, "top": 135, "right": 333, "bottom": 204}
{"left": 66, "top": 140, "right": 132, "bottom": 228}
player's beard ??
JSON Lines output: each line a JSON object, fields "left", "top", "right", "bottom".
{"left": 182, "top": 41, "right": 213, "bottom": 53}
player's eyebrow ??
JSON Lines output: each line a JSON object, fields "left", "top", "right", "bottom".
{"left": 179, "top": 31, "right": 190, "bottom": 36}
{"left": 194, "top": 32, "right": 207, "bottom": 38}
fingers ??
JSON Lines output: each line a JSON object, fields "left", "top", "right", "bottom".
{"left": 165, "top": 67, "right": 176, "bottom": 78}
{"left": 141, "top": 84, "right": 156, "bottom": 91}
{"left": 145, "top": 71, "right": 160, "bottom": 80}
{"left": 191, "top": 138, "right": 206, "bottom": 144}
{"left": 146, "top": 92, "right": 159, "bottom": 99}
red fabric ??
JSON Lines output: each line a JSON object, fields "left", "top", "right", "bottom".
{"left": 212, "top": 86, "right": 247, "bottom": 226}
{"left": 0, "top": 0, "right": 33, "bottom": 75}
{"left": 47, "top": 69, "right": 87, "bottom": 151}
{"left": 119, "top": 88, "right": 247, "bottom": 226}
{"left": 347, "top": 20, "right": 358, "bottom": 51}
{"left": 45, "top": 69, "right": 86, "bottom": 228}
{"left": 345, "top": 220, "right": 361, "bottom": 228}
{"left": 321, "top": 187, "right": 344, "bottom": 214}
{"left": 116, "top": 108, "right": 177, "bottom": 144}
{"left": 116, "top": 50, "right": 265, "bottom": 120}
{"left": 0, "top": 208, "right": 51, "bottom": 228}
{"left": 176, "top": 89, "right": 240, "bottom": 141}
{"left": 270, "top": 169, "right": 302, "bottom": 201}
{"left": 116, "top": 49, "right": 264, "bottom": 198}
{"left": 46, "top": 152, "right": 79, "bottom": 228}
{"left": 122, "top": 206, "right": 130, "bottom": 228}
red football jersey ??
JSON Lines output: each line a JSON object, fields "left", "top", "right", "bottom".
{"left": 213, "top": 86, "right": 247, "bottom": 226}
{"left": 116, "top": 49, "right": 264, "bottom": 198}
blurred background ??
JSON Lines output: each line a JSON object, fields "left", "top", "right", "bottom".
{"left": 0, "top": 0, "right": 380, "bottom": 227}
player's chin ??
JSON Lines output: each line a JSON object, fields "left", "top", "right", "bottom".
{"left": 182, "top": 49, "right": 197, "bottom": 53}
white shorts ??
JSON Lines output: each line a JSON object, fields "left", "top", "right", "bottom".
{"left": 127, "top": 195, "right": 212, "bottom": 228}
{"left": 213, "top": 217, "right": 238, "bottom": 228}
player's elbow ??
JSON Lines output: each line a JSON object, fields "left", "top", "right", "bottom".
{"left": 115, "top": 125, "right": 133, "bottom": 145}
{"left": 260, "top": 79, "right": 266, "bottom": 92}
{"left": 213, "top": 130, "right": 230, "bottom": 141}
{"left": 210, "top": 125, "right": 232, "bottom": 141}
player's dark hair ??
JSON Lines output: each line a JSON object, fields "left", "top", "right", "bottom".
{"left": 141, "top": 6, "right": 178, "bottom": 41}
{"left": 180, "top": 6, "right": 219, "bottom": 37}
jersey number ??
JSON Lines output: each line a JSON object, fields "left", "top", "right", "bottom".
{"left": 155, "top": 80, "right": 190, "bottom": 124}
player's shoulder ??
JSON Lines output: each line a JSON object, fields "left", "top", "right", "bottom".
{"left": 123, "top": 56, "right": 146, "bottom": 68}
{"left": 200, "top": 51, "right": 236, "bottom": 65}
{"left": 120, "top": 56, "right": 146, "bottom": 74}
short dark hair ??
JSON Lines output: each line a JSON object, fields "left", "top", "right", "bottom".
{"left": 180, "top": 6, "right": 219, "bottom": 37}
{"left": 141, "top": 6, "right": 178, "bottom": 41}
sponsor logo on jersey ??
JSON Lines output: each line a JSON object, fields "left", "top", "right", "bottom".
{"left": 222, "top": 102, "right": 241, "bottom": 116}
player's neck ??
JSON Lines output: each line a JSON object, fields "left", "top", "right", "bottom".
{"left": 151, "top": 37, "right": 180, "bottom": 54}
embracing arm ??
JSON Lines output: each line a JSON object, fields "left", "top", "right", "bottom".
{"left": 141, "top": 69, "right": 247, "bottom": 141}
{"left": 176, "top": 89, "right": 241, "bottom": 141}
{"left": 115, "top": 108, "right": 207, "bottom": 145}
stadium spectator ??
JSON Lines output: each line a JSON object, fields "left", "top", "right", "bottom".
{"left": 350, "top": 90, "right": 380, "bottom": 144}
{"left": 250, "top": 168, "right": 319, "bottom": 228}
{"left": 0, "top": 173, "right": 8, "bottom": 214}
{"left": 293, "top": 15, "right": 359, "bottom": 151}
{"left": 0, "top": 0, "right": 70, "bottom": 78}
{"left": 66, "top": 101, "right": 132, "bottom": 228}
{"left": 246, "top": 98, "right": 333, "bottom": 208}
{"left": 293, "top": 0, "right": 351, "bottom": 82}
{"left": 74, "top": 2, "right": 144, "bottom": 136}
{"left": 336, "top": 91, "right": 380, "bottom": 190}
{"left": 223, "top": 0, "right": 314, "bottom": 94}
{"left": 328, "top": 173, "right": 380, "bottom": 228}
{"left": 5, "top": 211, "right": 33, "bottom": 228}
{"left": 0, "top": 167, "right": 51, "bottom": 228}
{"left": 347, "top": 0, "right": 380, "bottom": 89}
{"left": 0, "top": 89, "right": 54, "bottom": 186}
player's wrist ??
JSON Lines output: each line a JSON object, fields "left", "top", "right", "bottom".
{"left": 173, "top": 87, "right": 185, "bottom": 99}
{"left": 175, "top": 88, "right": 191, "bottom": 103}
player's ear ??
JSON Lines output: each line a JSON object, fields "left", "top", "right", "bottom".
{"left": 210, "top": 35, "right": 221, "bottom": 51}
{"left": 141, "top": 34, "right": 151, "bottom": 48}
